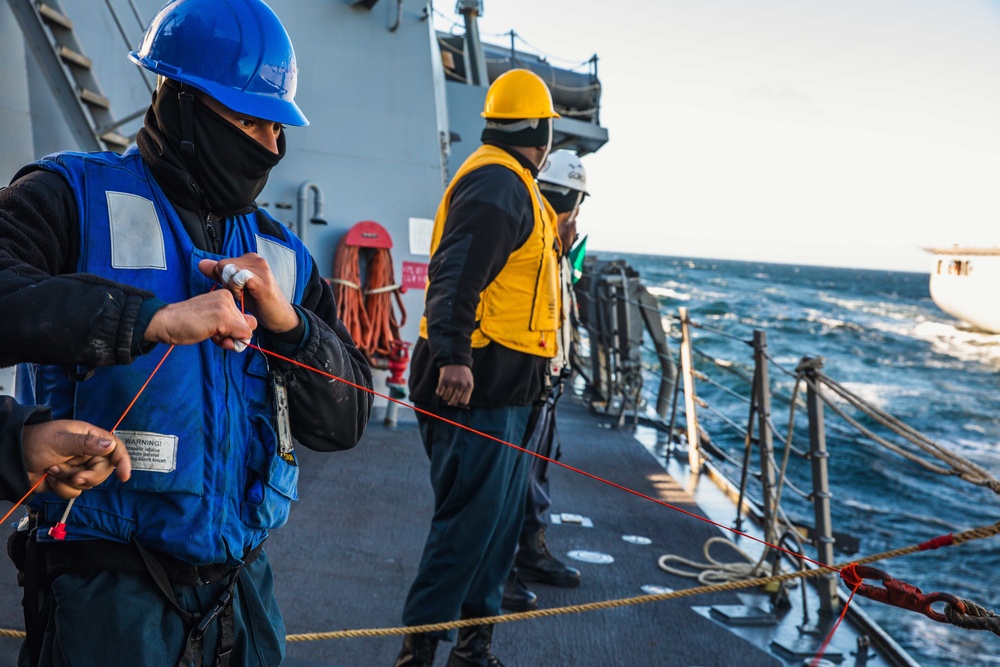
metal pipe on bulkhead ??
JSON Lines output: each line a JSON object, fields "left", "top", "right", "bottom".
{"left": 456, "top": 0, "right": 489, "bottom": 87}
{"left": 296, "top": 181, "right": 327, "bottom": 243}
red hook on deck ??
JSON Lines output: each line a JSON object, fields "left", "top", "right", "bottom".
{"left": 841, "top": 564, "right": 966, "bottom": 623}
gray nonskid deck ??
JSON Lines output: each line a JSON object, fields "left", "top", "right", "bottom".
{"left": 269, "top": 395, "right": 781, "bottom": 667}
{"left": 0, "top": 395, "right": 782, "bottom": 667}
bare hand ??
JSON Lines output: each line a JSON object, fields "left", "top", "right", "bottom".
{"left": 22, "top": 421, "right": 132, "bottom": 499}
{"left": 436, "top": 364, "right": 474, "bottom": 408}
{"left": 199, "top": 255, "right": 300, "bottom": 334}
{"left": 144, "top": 290, "right": 257, "bottom": 351}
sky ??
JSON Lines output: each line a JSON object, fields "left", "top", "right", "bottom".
{"left": 433, "top": 0, "right": 1000, "bottom": 272}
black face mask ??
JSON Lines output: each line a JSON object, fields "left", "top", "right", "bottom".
{"left": 143, "top": 80, "right": 285, "bottom": 217}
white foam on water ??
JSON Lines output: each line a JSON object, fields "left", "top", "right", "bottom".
{"left": 802, "top": 307, "right": 852, "bottom": 330}
{"left": 911, "top": 320, "right": 1000, "bottom": 368}
{"left": 645, "top": 285, "right": 690, "bottom": 301}
{"left": 818, "top": 294, "right": 926, "bottom": 324}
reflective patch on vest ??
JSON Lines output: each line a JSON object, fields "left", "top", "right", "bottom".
{"left": 117, "top": 430, "right": 178, "bottom": 473}
{"left": 255, "top": 234, "right": 297, "bottom": 302}
{"left": 107, "top": 192, "right": 166, "bottom": 270}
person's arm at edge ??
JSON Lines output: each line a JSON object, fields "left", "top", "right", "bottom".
{"left": 0, "top": 169, "right": 167, "bottom": 367}
{"left": 0, "top": 397, "right": 42, "bottom": 501}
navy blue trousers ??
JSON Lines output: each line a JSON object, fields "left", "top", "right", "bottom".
{"left": 402, "top": 404, "right": 532, "bottom": 640}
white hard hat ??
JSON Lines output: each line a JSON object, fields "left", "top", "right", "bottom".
{"left": 538, "top": 149, "right": 588, "bottom": 195}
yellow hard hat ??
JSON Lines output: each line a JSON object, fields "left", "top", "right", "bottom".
{"left": 482, "top": 69, "right": 561, "bottom": 120}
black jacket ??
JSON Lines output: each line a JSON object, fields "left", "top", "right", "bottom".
{"left": 0, "top": 157, "right": 372, "bottom": 452}
{"left": 408, "top": 144, "right": 547, "bottom": 408}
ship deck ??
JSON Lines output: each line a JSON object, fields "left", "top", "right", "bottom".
{"left": 2, "top": 394, "right": 857, "bottom": 667}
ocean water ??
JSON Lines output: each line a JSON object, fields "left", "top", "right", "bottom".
{"left": 608, "top": 253, "right": 1000, "bottom": 667}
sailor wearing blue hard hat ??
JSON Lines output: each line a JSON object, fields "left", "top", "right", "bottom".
{"left": 1, "top": 1, "right": 372, "bottom": 665}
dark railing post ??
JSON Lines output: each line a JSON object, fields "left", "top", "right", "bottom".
{"left": 803, "top": 358, "right": 840, "bottom": 615}
{"left": 734, "top": 353, "right": 759, "bottom": 535}
{"left": 752, "top": 331, "right": 776, "bottom": 534}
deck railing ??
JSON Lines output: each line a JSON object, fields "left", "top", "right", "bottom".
{"left": 572, "top": 256, "right": 995, "bottom": 620}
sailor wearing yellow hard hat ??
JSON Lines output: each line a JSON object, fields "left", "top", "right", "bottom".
{"left": 395, "top": 68, "right": 561, "bottom": 667}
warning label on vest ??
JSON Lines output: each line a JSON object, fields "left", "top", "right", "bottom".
{"left": 117, "top": 430, "right": 178, "bottom": 474}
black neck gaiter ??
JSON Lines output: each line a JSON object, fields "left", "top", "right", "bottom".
{"left": 136, "top": 81, "right": 285, "bottom": 217}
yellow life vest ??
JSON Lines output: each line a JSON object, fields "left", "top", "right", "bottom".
{"left": 419, "top": 145, "right": 559, "bottom": 358}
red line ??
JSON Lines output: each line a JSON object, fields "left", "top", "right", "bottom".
{"left": 111, "top": 345, "right": 175, "bottom": 433}
{"left": 249, "top": 343, "right": 834, "bottom": 571}
{"left": 810, "top": 582, "right": 860, "bottom": 667}
{"left": 0, "top": 474, "right": 48, "bottom": 525}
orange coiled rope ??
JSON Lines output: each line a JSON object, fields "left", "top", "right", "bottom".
{"left": 362, "top": 248, "right": 406, "bottom": 357}
{"left": 331, "top": 240, "right": 369, "bottom": 347}
{"left": 331, "top": 237, "right": 406, "bottom": 360}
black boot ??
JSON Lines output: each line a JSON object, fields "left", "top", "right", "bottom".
{"left": 446, "top": 624, "right": 504, "bottom": 667}
{"left": 515, "top": 525, "right": 581, "bottom": 588}
{"left": 393, "top": 633, "right": 439, "bottom": 667}
{"left": 501, "top": 567, "right": 538, "bottom": 612}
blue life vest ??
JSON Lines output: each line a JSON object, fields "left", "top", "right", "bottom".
{"left": 19, "top": 147, "right": 312, "bottom": 565}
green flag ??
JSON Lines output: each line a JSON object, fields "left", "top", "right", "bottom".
{"left": 568, "top": 235, "right": 587, "bottom": 284}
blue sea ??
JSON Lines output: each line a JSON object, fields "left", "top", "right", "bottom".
{"left": 608, "top": 253, "right": 1000, "bottom": 667}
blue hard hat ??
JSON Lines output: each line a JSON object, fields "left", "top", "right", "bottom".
{"left": 129, "top": 0, "right": 308, "bottom": 126}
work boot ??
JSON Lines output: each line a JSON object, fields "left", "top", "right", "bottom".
{"left": 445, "top": 624, "right": 504, "bottom": 667}
{"left": 515, "top": 525, "right": 581, "bottom": 588}
{"left": 393, "top": 633, "right": 439, "bottom": 667}
{"left": 501, "top": 568, "right": 538, "bottom": 612}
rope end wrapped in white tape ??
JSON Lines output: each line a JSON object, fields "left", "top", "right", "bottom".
{"left": 220, "top": 264, "right": 255, "bottom": 352}
{"left": 221, "top": 264, "right": 256, "bottom": 289}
